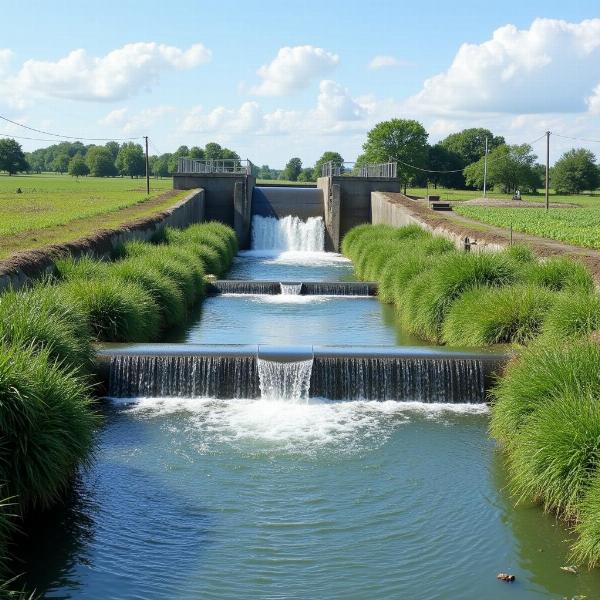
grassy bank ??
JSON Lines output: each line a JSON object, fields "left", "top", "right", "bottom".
{"left": 343, "top": 223, "right": 600, "bottom": 566}
{"left": 0, "top": 219, "right": 237, "bottom": 588}
{"left": 0, "top": 173, "right": 187, "bottom": 259}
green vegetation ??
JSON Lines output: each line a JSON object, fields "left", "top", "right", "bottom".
{"left": 552, "top": 148, "right": 599, "bottom": 194}
{"left": 344, "top": 222, "right": 600, "bottom": 566}
{"left": 0, "top": 219, "right": 238, "bottom": 587}
{"left": 442, "top": 284, "right": 555, "bottom": 346}
{"left": 454, "top": 204, "right": 600, "bottom": 249}
{"left": 0, "top": 173, "right": 191, "bottom": 259}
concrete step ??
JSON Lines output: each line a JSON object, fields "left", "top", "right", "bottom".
{"left": 430, "top": 202, "right": 453, "bottom": 211}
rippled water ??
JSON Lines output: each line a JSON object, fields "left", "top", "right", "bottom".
{"left": 21, "top": 399, "right": 600, "bottom": 599}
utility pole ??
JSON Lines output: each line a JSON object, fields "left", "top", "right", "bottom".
{"left": 545, "top": 131, "right": 550, "bottom": 211}
{"left": 483, "top": 136, "right": 489, "bottom": 197}
{"left": 144, "top": 135, "right": 150, "bottom": 195}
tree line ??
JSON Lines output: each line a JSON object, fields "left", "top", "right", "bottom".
{"left": 1, "top": 120, "right": 599, "bottom": 194}
{"left": 263, "top": 122, "right": 599, "bottom": 194}
{"left": 0, "top": 139, "right": 240, "bottom": 179}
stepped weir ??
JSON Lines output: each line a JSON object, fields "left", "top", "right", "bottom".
{"left": 99, "top": 345, "right": 507, "bottom": 403}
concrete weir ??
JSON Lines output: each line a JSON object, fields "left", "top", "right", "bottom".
{"left": 206, "top": 280, "right": 378, "bottom": 296}
{"left": 98, "top": 344, "right": 508, "bottom": 403}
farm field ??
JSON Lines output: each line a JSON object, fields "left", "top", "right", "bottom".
{"left": 0, "top": 173, "right": 184, "bottom": 259}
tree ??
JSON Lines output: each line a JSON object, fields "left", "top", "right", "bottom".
{"left": 552, "top": 148, "right": 599, "bottom": 194}
{"left": 0, "top": 138, "right": 29, "bottom": 175}
{"left": 86, "top": 146, "right": 117, "bottom": 177}
{"left": 313, "top": 151, "right": 344, "bottom": 179}
{"left": 361, "top": 119, "right": 429, "bottom": 188}
{"left": 189, "top": 146, "right": 205, "bottom": 159}
{"left": 426, "top": 144, "right": 465, "bottom": 189}
{"left": 153, "top": 153, "right": 172, "bottom": 177}
{"left": 51, "top": 152, "right": 70, "bottom": 173}
{"left": 464, "top": 144, "right": 541, "bottom": 193}
{"left": 168, "top": 146, "right": 192, "bottom": 173}
{"left": 283, "top": 157, "right": 302, "bottom": 181}
{"left": 258, "top": 165, "right": 273, "bottom": 180}
{"left": 204, "top": 142, "right": 223, "bottom": 160}
{"left": 297, "top": 168, "right": 314, "bottom": 182}
{"left": 68, "top": 154, "right": 89, "bottom": 178}
{"left": 115, "top": 142, "right": 145, "bottom": 178}
{"left": 105, "top": 141, "right": 120, "bottom": 162}
{"left": 440, "top": 128, "right": 505, "bottom": 168}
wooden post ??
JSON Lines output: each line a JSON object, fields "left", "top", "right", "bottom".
{"left": 545, "top": 131, "right": 550, "bottom": 211}
{"left": 144, "top": 136, "right": 150, "bottom": 195}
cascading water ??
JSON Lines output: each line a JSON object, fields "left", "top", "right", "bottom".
{"left": 251, "top": 215, "right": 325, "bottom": 252}
{"left": 257, "top": 358, "right": 313, "bottom": 402}
{"left": 280, "top": 283, "right": 302, "bottom": 295}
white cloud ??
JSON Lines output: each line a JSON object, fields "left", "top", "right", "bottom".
{"left": 587, "top": 83, "right": 600, "bottom": 114}
{"left": 407, "top": 18, "right": 600, "bottom": 115}
{"left": 100, "top": 106, "right": 175, "bottom": 134}
{"left": 250, "top": 45, "right": 339, "bottom": 96}
{"left": 0, "top": 49, "right": 13, "bottom": 75}
{"left": 368, "top": 55, "right": 409, "bottom": 70}
{"left": 6, "top": 42, "right": 211, "bottom": 103}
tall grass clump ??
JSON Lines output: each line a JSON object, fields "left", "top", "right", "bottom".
{"left": 55, "top": 255, "right": 109, "bottom": 280}
{"left": 503, "top": 244, "right": 536, "bottom": 265}
{"left": 402, "top": 252, "right": 518, "bottom": 342}
{"left": 340, "top": 223, "right": 373, "bottom": 257}
{"left": 509, "top": 392, "right": 600, "bottom": 519}
{"left": 0, "top": 343, "right": 97, "bottom": 509}
{"left": 58, "top": 277, "right": 161, "bottom": 342}
{"left": 0, "top": 285, "right": 93, "bottom": 370}
{"left": 122, "top": 241, "right": 204, "bottom": 304}
{"left": 109, "top": 258, "right": 185, "bottom": 328}
{"left": 520, "top": 256, "right": 594, "bottom": 292}
{"left": 573, "top": 472, "right": 600, "bottom": 567}
{"left": 442, "top": 284, "right": 556, "bottom": 346}
{"left": 490, "top": 339, "right": 600, "bottom": 449}
{"left": 542, "top": 291, "right": 600, "bottom": 340}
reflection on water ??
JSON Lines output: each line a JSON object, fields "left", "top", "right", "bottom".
{"left": 19, "top": 401, "right": 600, "bottom": 600}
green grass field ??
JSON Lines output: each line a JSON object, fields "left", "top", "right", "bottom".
{"left": 406, "top": 187, "right": 600, "bottom": 249}
{"left": 0, "top": 173, "right": 185, "bottom": 259}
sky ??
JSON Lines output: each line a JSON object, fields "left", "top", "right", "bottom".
{"left": 0, "top": 0, "right": 599, "bottom": 167}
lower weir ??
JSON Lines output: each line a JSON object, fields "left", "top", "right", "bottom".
{"left": 100, "top": 345, "right": 506, "bottom": 403}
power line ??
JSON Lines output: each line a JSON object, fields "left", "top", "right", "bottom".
{"left": 552, "top": 132, "right": 600, "bottom": 144}
{"left": 0, "top": 132, "right": 76, "bottom": 143}
{"left": 0, "top": 114, "right": 142, "bottom": 141}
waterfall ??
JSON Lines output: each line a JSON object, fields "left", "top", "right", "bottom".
{"left": 108, "top": 354, "right": 259, "bottom": 399}
{"left": 280, "top": 283, "right": 302, "bottom": 295}
{"left": 207, "top": 281, "right": 280, "bottom": 295}
{"left": 251, "top": 215, "right": 325, "bottom": 252}
{"left": 257, "top": 358, "right": 313, "bottom": 402}
{"left": 310, "top": 356, "right": 488, "bottom": 403}
{"left": 302, "top": 282, "right": 374, "bottom": 296}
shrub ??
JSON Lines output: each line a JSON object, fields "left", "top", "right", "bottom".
{"left": 573, "top": 471, "right": 600, "bottom": 567}
{"left": 509, "top": 392, "right": 600, "bottom": 519}
{"left": 0, "top": 343, "right": 97, "bottom": 509}
{"left": 58, "top": 277, "right": 161, "bottom": 342}
{"left": 194, "top": 244, "right": 224, "bottom": 276}
{"left": 402, "top": 252, "right": 518, "bottom": 342}
{"left": 542, "top": 291, "right": 600, "bottom": 340}
{"left": 110, "top": 258, "right": 186, "bottom": 328}
{"left": 520, "top": 256, "right": 594, "bottom": 292}
{"left": 442, "top": 284, "right": 556, "bottom": 346}
{"left": 0, "top": 285, "right": 93, "bottom": 370}
{"left": 490, "top": 340, "right": 600, "bottom": 449}
{"left": 122, "top": 241, "right": 204, "bottom": 304}
{"left": 341, "top": 223, "right": 372, "bottom": 257}
{"left": 55, "top": 255, "right": 109, "bottom": 280}
{"left": 163, "top": 224, "right": 234, "bottom": 268}
{"left": 503, "top": 244, "right": 536, "bottom": 264}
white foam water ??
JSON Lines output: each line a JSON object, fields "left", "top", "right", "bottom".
{"left": 251, "top": 215, "right": 325, "bottom": 252}
{"left": 122, "top": 397, "right": 489, "bottom": 456}
{"left": 280, "top": 283, "right": 302, "bottom": 295}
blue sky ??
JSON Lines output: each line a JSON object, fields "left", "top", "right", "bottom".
{"left": 1, "top": 0, "right": 599, "bottom": 166}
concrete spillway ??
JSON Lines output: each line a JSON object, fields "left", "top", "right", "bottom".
{"left": 99, "top": 344, "right": 507, "bottom": 403}
{"left": 252, "top": 186, "right": 324, "bottom": 220}
{"left": 206, "top": 281, "right": 378, "bottom": 296}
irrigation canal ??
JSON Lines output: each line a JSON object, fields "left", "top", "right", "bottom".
{"left": 21, "top": 214, "right": 600, "bottom": 598}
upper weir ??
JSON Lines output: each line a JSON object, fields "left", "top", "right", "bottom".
{"left": 98, "top": 344, "right": 508, "bottom": 404}
{"left": 206, "top": 280, "right": 378, "bottom": 296}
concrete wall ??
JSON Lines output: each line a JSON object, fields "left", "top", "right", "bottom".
{"left": 251, "top": 186, "right": 324, "bottom": 220}
{"left": 173, "top": 173, "right": 254, "bottom": 248}
{"left": 371, "top": 192, "right": 504, "bottom": 252}
{"left": 0, "top": 189, "right": 205, "bottom": 292}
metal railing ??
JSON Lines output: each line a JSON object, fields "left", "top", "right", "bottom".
{"left": 178, "top": 157, "right": 253, "bottom": 175}
{"left": 321, "top": 160, "right": 397, "bottom": 178}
